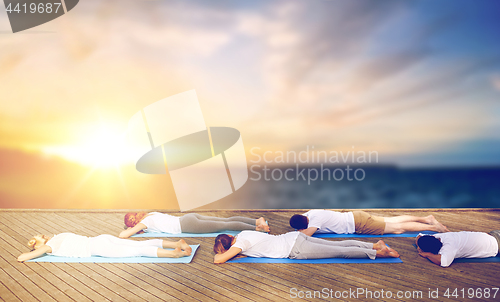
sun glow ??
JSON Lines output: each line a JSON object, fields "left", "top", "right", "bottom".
{"left": 43, "top": 123, "right": 136, "bottom": 168}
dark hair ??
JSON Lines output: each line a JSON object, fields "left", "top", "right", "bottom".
{"left": 289, "top": 214, "right": 308, "bottom": 230}
{"left": 417, "top": 236, "right": 442, "bottom": 254}
{"left": 214, "top": 234, "right": 233, "bottom": 254}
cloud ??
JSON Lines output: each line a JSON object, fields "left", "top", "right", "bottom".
{"left": 492, "top": 75, "right": 500, "bottom": 91}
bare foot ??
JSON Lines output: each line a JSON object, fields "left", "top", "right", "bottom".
{"left": 256, "top": 224, "right": 270, "bottom": 233}
{"left": 435, "top": 223, "right": 449, "bottom": 233}
{"left": 376, "top": 246, "right": 400, "bottom": 258}
{"left": 176, "top": 239, "right": 192, "bottom": 253}
{"left": 426, "top": 215, "right": 439, "bottom": 225}
{"left": 373, "top": 240, "right": 386, "bottom": 251}
{"left": 256, "top": 217, "right": 266, "bottom": 226}
{"left": 173, "top": 247, "right": 191, "bottom": 258}
{"left": 387, "top": 247, "right": 400, "bottom": 258}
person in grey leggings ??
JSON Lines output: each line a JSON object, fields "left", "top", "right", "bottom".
{"left": 120, "top": 212, "right": 270, "bottom": 238}
{"left": 180, "top": 213, "right": 268, "bottom": 233}
{"left": 213, "top": 231, "right": 400, "bottom": 263}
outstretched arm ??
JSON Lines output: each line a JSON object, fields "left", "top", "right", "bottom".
{"left": 214, "top": 247, "right": 242, "bottom": 264}
{"left": 418, "top": 248, "right": 442, "bottom": 266}
{"left": 18, "top": 245, "right": 52, "bottom": 262}
{"left": 119, "top": 223, "right": 147, "bottom": 238}
{"left": 299, "top": 227, "right": 318, "bottom": 237}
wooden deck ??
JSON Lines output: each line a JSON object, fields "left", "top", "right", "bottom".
{"left": 0, "top": 209, "right": 499, "bottom": 302}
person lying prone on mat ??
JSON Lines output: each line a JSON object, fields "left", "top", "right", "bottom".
{"left": 289, "top": 210, "right": 449, "bottom": 236}
{"left": 415, "top": 230, "right": 500, "bottom": 267}
{"left": 120, "top": 212, "right": 270, "bottom": 238}
{"left": 212, "top": 230, "right": 400, "bottom": 264}
{"left": 17, "top": 233, "right": 192, "bottom": 262}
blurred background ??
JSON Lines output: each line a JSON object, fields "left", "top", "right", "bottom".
{"left": 0, "top": 0, "right": 499, "bottom": 209}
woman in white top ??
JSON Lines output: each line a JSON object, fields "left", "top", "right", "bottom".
{"left": 17, "top": 233, "right": 192, "bottom": 262}
{"left": 119, "top": 212, "right": 270, "bottom": 238}
{"left": 213, "top": 231, "right": 400, "bottom": 263}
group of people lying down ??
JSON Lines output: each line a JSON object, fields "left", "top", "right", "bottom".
{"left": 18, "top": 210, "right": 500, "bottom": 267}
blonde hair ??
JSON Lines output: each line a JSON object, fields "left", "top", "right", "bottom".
{"left": 27, "top": 235, "right": 47, "bottom": 250}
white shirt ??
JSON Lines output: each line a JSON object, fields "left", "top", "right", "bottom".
{"left": 432, "top": 232, "right": 498, "bottom": 267}
{"left": 304, "top": 210, "right": 355, "bottom": 234}
{"left": 141, "top": 212, "right": 182, "bottom": 234}
{"left": 233, "top": 231, "right": 300, "bottom": 258}
{"left": 46, "top": 233, "right": 91, "bottom": 257}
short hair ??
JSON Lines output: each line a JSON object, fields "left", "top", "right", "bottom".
{"left": 417, "top": 235, "right": 442, "bottom": 254}
{"left": 289, "top": 214, "right": 308, "bottom": 230}
{"left": 214, "top": 234, "right": 233, "bottom": 254}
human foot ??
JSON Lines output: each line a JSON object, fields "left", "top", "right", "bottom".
{"left": 256, "top": 223, "right": 270, "bottom": 233}
{"left": 373, "top": 240, "right": 386, "bottom": 251}
{"left": 435, "top": 223, "right": 449, "bottom": 233}
{"left": 376, "top": 246, "right": 400, "bottom": 258}
{"left": 256, "top": 217, "right": 266, "bottom": 226}
{"left": 173, "top": 247, "right": 191, "bottom": 258}
{"left": 426, "top": 215, "right": 439, "bottom": 225}
{"left": 176, "top": 239, "right": 192, "bottom": 253}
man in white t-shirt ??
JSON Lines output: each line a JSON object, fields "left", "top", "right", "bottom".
{"left": 415, "top": 231, "right": 500, "bottom": 267}
{"left": 290, "top": 210, "right": 449, "bottom": 236}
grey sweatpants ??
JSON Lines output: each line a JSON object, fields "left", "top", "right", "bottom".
{"left": 288, "top": 233, "right": 377, "bottom": 260}
{"left": 179, "top": 213, "right": 256, "bottom": 233}
{"left": 488, "top": 230, "right": 500, "bottom": 256}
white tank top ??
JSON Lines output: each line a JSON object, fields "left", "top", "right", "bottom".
{"left": 141, "top": 212, "right": 182, "bottom": 234}
{"left": 46, "top": 233, "right": 91, "bottom": 257}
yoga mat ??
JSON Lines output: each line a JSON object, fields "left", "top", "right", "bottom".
{"left": 132, "top": 231, "right": 241, "bottom": 238}
{"left": 412, "top": 244, "right": 500, "bottom": 263}
{"left": 313, "top": 231, "right": 437, "bottom": 238}
{"left": 453, "top": 257, "right": 500, "bottom": 263}
{"left": 228, "top": 257, "right": 402, "bottom": 264}
{"left": 27, "top": 245, "right": 199, "bottom": 263}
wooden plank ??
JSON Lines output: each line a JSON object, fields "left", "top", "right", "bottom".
{"left": 0, "top": 257, "right": 55, "bottom": 302}
{"left": 0, "top": 276, "right": 22, "bottom": 302}
{"left": 0, "top": 209, "right": 499, "bottom": 302}
{"left": 0, "top": 216, "right": 104, "bottom": 301}
{"left": 53, "top": 263, "right": 126, "bottom": 302}
{"left": 75, "top": 263, "right": 159, "bottom": 302}
{"left": 0, "top": 267, "right": 35, "bottom": 302}
{"left": 0, "top": 239, "right": 87, "bottom": 302}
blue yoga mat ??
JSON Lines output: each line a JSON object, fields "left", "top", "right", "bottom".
{"left": 27, "top": 245, "right": 199, "bottom": 263}
{"left": 453, "top": 257, "right": 500, "bottom": 263}
{"left": 132, "top": 231, "right": 241, "bottom": 238}
{"left": 313, "top": 231, "right": 437, "bottom": 238}
{"left": 228, "top": 256, "right": 402, "bottom": 264}
{"left": 412, "top": 244, "right": 500, "bottom": 263}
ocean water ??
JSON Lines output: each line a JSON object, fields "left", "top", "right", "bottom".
{"left": 207, "top": 165, "right": 500, "bottom": 209}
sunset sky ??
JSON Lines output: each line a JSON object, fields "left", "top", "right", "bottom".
{"left": 1, "top": 0, "right": 499, "bottom": 209}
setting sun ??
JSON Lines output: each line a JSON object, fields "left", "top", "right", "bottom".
{"left": 42, "top": 123, "right": 134, "bottom": 168}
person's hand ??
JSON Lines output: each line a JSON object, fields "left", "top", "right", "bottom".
{"left": 418, "top": 248, "right": 429, "bottom": 258}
